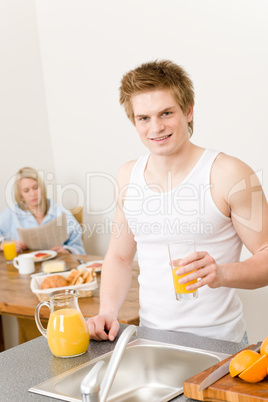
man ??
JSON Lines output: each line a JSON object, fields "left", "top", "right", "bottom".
{"left": 87, "top": 60, "right": 268, "bottom": 343}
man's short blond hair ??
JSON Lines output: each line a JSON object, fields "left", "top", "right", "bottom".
{"left": 119, "top": 59, "right": 195, "bottom": 137}
{"left": 14, "top": 167, "right": 48, "bottom": 215}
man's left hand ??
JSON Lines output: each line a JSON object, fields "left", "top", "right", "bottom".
{"left": 175, "top": 251, "right": 224, "bottom": 290}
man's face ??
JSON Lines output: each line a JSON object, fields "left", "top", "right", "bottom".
{"left": 132, "top": 89, "right": 193, "bottom": 156}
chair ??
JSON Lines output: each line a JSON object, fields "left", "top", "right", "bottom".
{"left": 70, "top": 206, "right": 83, "bottom": 226}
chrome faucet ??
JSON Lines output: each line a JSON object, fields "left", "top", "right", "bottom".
{"left": 81, "top": 325, "right": 137, "bottom": 402}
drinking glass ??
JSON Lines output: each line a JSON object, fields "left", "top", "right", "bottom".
{"left": 3, "top": 240, "right": 17, "bottom": 264}
{"left": 168, "top": 240, "right": 198, "bottom": 301}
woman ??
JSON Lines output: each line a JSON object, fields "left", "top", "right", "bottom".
{"left": 0, "top": 167, "right": 85, "bottom": 255}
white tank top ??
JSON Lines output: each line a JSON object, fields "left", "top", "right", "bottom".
{"left": 123, "top": 149, "right": 246, "bottom": 342}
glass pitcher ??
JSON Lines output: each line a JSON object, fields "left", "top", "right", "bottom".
{"left": 35, "top": 289, "right": 89, "bottom": 358}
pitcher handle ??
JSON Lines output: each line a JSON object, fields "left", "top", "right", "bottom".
{"left": 35, "top": 301, "right": 50, "bottom": 338}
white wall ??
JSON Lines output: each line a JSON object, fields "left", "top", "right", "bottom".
{"left": 34, "top": 0, "right": 268, "bottom": 254}
{"left": 0, "top": 0, "right": 55, "bottom": 211}
{"left": 1, "top": 0, "right": 267, "bottom": 344}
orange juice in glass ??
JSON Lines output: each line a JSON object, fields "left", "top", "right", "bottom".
{"left": 168, "top": 240, "right": 198, "bottom": 301}
{"left": 35, "top": 289, "right": 89, "bottom": 357}
{"left": 3, "top": 241, "right": 17, "bottom": 263}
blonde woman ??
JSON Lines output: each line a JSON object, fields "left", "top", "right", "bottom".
{"left": 0, "top": 167, "right": 85, "bottom": 255}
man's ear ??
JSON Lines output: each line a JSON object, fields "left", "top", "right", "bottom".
{"left": 186, "top": 105, "right": 194, "bottom": 122}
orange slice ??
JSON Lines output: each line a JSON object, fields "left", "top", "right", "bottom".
{"left": 238, "top": 355, "right": 268, "bottom": 383}
{"left": 229, "top": 350, "right": 261, "bottom": 377}
{"left": 260, "top": 336, "right": 268, "bottom": 356}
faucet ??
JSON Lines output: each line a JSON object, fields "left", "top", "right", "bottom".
{"left": 80, "top": 325, "right": 137, "bottom": 402}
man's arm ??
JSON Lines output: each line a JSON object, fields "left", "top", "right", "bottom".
{"left": 87, "top": 161, "right": 137, "bottom": 341}
{"left": 177, "top": 153, "right": 268, "bottom": 290}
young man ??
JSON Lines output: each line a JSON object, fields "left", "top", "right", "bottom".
{"left": 87, "top": 60, "right": 268, "bottom": 343}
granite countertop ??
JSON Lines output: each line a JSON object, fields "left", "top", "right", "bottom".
{"left": 0, "top": 324, "right": 247, "bottom": 402}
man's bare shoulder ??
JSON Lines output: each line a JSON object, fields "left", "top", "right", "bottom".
{"left": 211, "top": 152, "right": 261, "bottom": 216}
{"left": 117, "top": 159, "right": 137, "bottom": 187}
{"left": 113, "top": 160, "right": 138, "bottom": 208}
{"left": 212, "top": 152, "right": 256, "bottom": 184}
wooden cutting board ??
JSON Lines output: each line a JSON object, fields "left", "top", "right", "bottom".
{"left": 183, "top": 348, "right": 268, "bottom": 402}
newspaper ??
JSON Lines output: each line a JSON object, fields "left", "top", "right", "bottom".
{"left": 18, "top": 214, "right": 68, "bottom": 250}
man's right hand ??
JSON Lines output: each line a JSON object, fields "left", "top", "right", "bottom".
{"left": 87, "top": 314, "right": 120, "bottom": 341}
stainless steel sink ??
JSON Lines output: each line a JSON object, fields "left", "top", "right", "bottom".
{"left": 29, "top": 338, "right": 228, "bottom": 402}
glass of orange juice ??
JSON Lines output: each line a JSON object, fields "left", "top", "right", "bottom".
{"left": 35, "top": 289, "right": 89, "bottom": 357}
{"left": 168, "top": 240, "right": 198, "bottom": 301}
{"left": 3, "top": 240, "right": 17, "bottom": 263}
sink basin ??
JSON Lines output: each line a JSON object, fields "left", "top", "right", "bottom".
{"left": 29, "top": 338, "right": 228, "bottom": 402}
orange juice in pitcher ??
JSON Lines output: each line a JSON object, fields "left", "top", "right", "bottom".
{"left": 35, "top": 289, "right": 89, "bottom": 357}
{"left": 47, "top": 308, "right": 89, "bottom": 357}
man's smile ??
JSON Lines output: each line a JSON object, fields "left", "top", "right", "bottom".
{"left": 150, "top": 134, "right": 172, "bottom": 141}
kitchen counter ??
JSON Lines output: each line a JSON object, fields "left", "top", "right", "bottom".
{"left": 0, "top": 324, "right": 247, "bottom": 402}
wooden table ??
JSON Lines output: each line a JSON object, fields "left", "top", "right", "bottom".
{"left": 0, "top": 252, "right": 140, "bottom": 350}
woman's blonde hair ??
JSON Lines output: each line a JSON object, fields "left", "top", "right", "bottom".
{"left": 119, "top": 59, "right": 195, "bottom": 137}
{"left": 14, "top": 167, "right": 48, "bottom": 215}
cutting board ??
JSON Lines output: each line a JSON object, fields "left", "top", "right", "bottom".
{"left": 183, "top": 347, "right": 268, "bottom": 402}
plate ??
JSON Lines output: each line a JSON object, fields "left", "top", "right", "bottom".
{"left": 77, "top": 260, "right": 103, "bottom": 273}
{"left": 29, "top": 250, "right": 57, "bottom": 262}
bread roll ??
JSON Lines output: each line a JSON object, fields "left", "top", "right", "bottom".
{"left": 41, "top": 275, "right": 68, "bottom": 290}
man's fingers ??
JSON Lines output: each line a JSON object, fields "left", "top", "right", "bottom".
{"left": 87, "top": 315, "right": 120, "bottom": 342}
{"left": 179, "top": 251, "right": 207, "bottom": 266}
{"left": 87, "top": 317, "right": 108, "bottom": 341}
{"left": 108, "top": 320, "right": 120, "bottom": 341}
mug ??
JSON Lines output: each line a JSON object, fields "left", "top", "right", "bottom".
{"left": 13, "top": 254, "right": 35, "bottom": 274}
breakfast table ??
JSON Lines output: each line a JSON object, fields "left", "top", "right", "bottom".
{"left": 0, "top": 251, "right": 140, "bottom": 351}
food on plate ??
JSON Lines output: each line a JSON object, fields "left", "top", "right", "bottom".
{"left": 42, "top": 260, "right": 66, "bottom": 273}
{"left": 86, "top": 262, "right": 102, "bottom": 268}
{"left": 34, "top": 252, "right": 52, "bottom": 261}
{"left": 41, "top": 275, "right": 68, "bottom": 289}
{"left": 40, "top": 268, "right": 96, "bottom": 290}
{"left": 85, "top": 262, "right": 103, "bottom": 273}
{"left": 229, "top": 348, "right": 268, "bottom": 383}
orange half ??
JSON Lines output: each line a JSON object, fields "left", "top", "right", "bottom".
{"left": 238, "top": 355, "right": 268, "bottom": 383}
{"left": 229, "top": 350, "right": 260, "bottom": 377}
{"left": 261, "top": 336, "right": 268, "bottom": 356}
